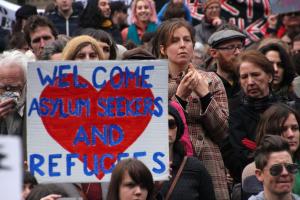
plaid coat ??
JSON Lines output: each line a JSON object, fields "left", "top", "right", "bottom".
{"left": 169, "top": 71, "right": 230, "bottom": 200}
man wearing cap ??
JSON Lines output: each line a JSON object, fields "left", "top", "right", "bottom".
{"left": 208, "top": 29, "right": 246, "bottom": 110}
{"left": 46, "top": 0, "right": 81, "bottom": 36}
{"left": 194, "top": 0, "right": 225, "bottom": 45}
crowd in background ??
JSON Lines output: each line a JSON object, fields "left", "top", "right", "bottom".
{"left": 1, "top": 0, "right": 300, "bottom": 199}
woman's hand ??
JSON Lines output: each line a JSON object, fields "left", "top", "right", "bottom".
{"left": 175, "top": 70, "right": 197, "bottom": 101}
{"left": 189, "top": 64, "right": 210, "bottom": 98}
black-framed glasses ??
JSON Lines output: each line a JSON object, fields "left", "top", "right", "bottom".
{"left": 216, "top": 44, "right": 245, "bottom": 53}
{"left": 269, "top": 163, "right": 299, "bottom": 176}
{"left": 169, "top": 119, "right": 177, "bottom": 129}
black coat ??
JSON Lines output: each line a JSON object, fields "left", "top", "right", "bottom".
{"left": 157, "top": 154, "right": 215, "bottom": 200}
{"left": 221, "top": 95, "right": 278, "bottom": 182}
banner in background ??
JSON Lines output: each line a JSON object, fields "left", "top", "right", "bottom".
{"left": 0, "top": 136, "right": 22, "bottom": 200}
{"left": 270, "top": 0, "right": 300, "bottom": 14}
{"left": 0, "top": 0, "right": 19, "bottom": 29}
{"left": 27, "top": 60, "right": 169, "bottom": 183}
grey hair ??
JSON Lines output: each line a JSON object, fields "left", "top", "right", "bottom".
{"left": 0, "top": 50, "right": 34, "bottom": 80}
{"left": 40, "top": 38, "right": 69, "bottom": 60}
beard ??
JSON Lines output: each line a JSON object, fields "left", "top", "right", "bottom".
{"left": 218, "top": 55, "right": 237, "bottom": 74}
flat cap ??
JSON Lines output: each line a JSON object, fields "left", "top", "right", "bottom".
{"left": 208, "top": 30, "right": 246, "bottom": 48}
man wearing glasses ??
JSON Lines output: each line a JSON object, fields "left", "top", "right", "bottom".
{"left": 0, "top": 50, "right": 33, "bottom": 137}
{"left": 250, "top": 135, "right": 300, "bottom": 200}
{"left": 208, "top": 29, "right": 246, "bottom": 110}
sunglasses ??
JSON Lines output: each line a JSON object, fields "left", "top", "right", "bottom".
{"left": 169, "top": 119, "right": 177, "bottom": 129}
{"left": 269, "top": 163, "right": 299, "bottom": 176}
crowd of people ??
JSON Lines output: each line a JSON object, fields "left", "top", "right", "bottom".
{"left": 1, "top": 0, "right": 300, "bottom": 199}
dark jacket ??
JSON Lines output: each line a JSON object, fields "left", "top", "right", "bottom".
{"left": 46, "top": 5, "right": 81, "bottom": 36}
{"left": 158, "top": 154, "right": 215, "bottom": 200}
{"left": 194, "top": 19, "right": 225, "bottom": 45}
{"left": 221, "top": 95, "right": 277, "bottom": 182}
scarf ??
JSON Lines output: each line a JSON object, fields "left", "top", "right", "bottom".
{"left": 127, "top": 22, "right": 157, "bottom": 45}
{"left": 242, "top": 93, "right": 277, "bottom": 113}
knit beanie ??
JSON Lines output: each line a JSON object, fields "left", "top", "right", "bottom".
{"left": 62, "top": 35, "right": 104, "bottom": 60}
{"left": 204, "top": 0, "right": 220, "bottom": 10}
{"left": 168, "top": 103, "right": 184, "bottom": 141}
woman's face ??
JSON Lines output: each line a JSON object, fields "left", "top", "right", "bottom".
{"left": 135, "top": 0, "right": 151, "bottom": 23}
{"left": 98, "top": 41, "right": 110, "bottom": 60}
{"left": 160, "top": 26, "right": 194, "bottom": 68}
{"left": 74, "top": 44, "right": 99, "bottom": 60}
{"left": 281, "top": 113, "right": 300, "bottom": 153}
{"left": 205, "top": 3, "right": 221, "bottom": 21}
{"left": 239, "top": 61, "right": 272, "bottom": 98}
{"left": 119, "top": 171, "right": 148, "bottom": 200}
{"left": 265, "top": 50, "right": 284, "bottom": 88}
{"left": 168, "top": 114, "right": 177, "bottom": 145}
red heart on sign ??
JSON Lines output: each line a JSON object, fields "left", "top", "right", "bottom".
{"left": 40, "top": 73, "right": 153, "bottom": 180}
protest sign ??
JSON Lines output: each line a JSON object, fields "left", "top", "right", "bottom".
{"left": 27, "top": 60, "right": 169, "bottom": 183}
{"left": 0, "top": 0, "right": 19, "bottom": 29}
{"left": 270, "top": 0, "right": 300, "bottom": 14}
{"left": 0, "top": 136, "right": 22, "bottom": 200}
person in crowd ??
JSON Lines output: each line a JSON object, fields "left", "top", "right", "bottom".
{"left": 46, "top": 0, "right": 81, "bottom": 36}
{"left": 265, "top": 11, "right": 300, "bottom": 47}
{"left": 0, "top": 50, "right": 34, "bottom": 158}
{"left": 61, "top": 35, "right": 104, "bottom": 200}
{"left": 194, "top": 0, "right": 225, "bottom": 45}
{"left": 13, "top": 4, "right": 37, "bottom": 34}
{"left": 26, "top": 184, "right": 70, "bottom": 200}
{"left": 157, "top": 0, "right": 192, "bottom": 24}
{"left": 0, "top": 50, "right": 31, "bottom": 175}
{"left": 249, "top": 135, "right": 300, "bottom": 200}
{"left": 40, "top": 36, "right": 70, "bottom": 60}
{"left": 106, "top": 158, "right": 154, "bottom": 200}
{"left": 208, "top": 29, "right": 246, "bottom": 110}
{"left": 157, "top": 102, "right": 215, "bottom": 200}
{"left": 110, "top": 1, "right": 128, "bottom": 31}
{"left": 62, "top": 35, "right": 104, "bottom": 60}
{"left": 293, "top": 34, "right": 300, "bottom": 56}
{"left": 0, "top": 26, "right": 10, "bottom": 53}
{"left": 192, "top": 42, "right": 206, "bottom": 68}
{"left": 161, "top": 2, "right": 189, "bottom": 22}
{"left": 23, "top": 15, "right": 58, "bottom": 60}
{"left": 221, "top": 50, "right": 277, "bottom": 183}
{"left": 152, "top": 18, "right": 230, "bottom": 200}
{"left": 79, "top": 0, "right": 123, "bottom": 44}
{"left": 292, "top": 34, "right": 300, "bottom": 75}
{"left": 22, "top": 171, "right": 38, "bottom": 200}
{"left": 242, "top": 103, "right": 300, "bottom": 199}
{"left": 122, "top": 47, "right": 156, "bottom": 60}
{"left": 259, "top": 43, "right": 296, "bottom": 101}
{"left": 8, "top": 32, "right": 29, "bottom": 53}
{"left": 121, "top": 0, "right": 158, "bottom": 46}
{"left": 79, "top": 28, "right": 117, "bottom": 59}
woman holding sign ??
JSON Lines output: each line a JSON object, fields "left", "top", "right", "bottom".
{"left": 62, "top": 35, "right": 105, "bottom": 61}
{"left": 152, "top": 19, "right": 229, "bottom": 200}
